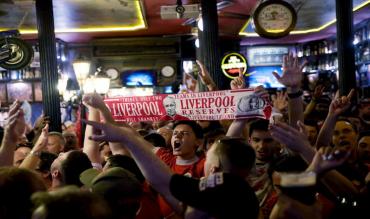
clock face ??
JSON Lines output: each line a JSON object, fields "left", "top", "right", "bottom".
{"left": 161, "top": 66, "right": 175, "bottom": 77}
{"left": 257, "top": 4, "right": 293, "bottom": 33}
{"left": 253, "top": 0, "right": 297, "bottom": 39}
{"left": 105, "top": 68, "right": 119, "bottom": 79}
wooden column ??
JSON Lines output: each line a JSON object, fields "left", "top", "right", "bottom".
{"left": 200, "top": 0, "right": 226, "bottom": 89}
{"left": 35, "top": 0, "right": 62, "bottom": 132}
{"left": 336, "top": 0, "right": 356, "bottom": 96}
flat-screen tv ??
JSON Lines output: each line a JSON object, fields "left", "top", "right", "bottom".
{"left": 121, "top": 70, "right": 156, "bottom": 86}
{"left": 246, "top": 66, "right": 284, "bottom": 88}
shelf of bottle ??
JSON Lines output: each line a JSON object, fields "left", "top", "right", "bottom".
{"left": 356, "top": 60, "right": 370, "bottom": 65}
{"left": 353, "top": 38, "right": 370, "bottom": 47}
{"left": 0, "top": 78, "right": 42, "bottom": 83}
{"left": 297, "top": 52, "right": 337, "bottom": 59}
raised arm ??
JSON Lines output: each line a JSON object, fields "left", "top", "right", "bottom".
{"left": 315, "top": 89, "right": 354, "bottom": 149}
{"left": 270, "top": 121, "right": 359, "bottom": 198}
{"left": 304, "top": 85, "right": 325, "bottom": 118}
{"left": 84, "top": 119, "right": 183, "bottom": 214}
{"left": 196, "top": 60, "right": 217, "bottom": 91}
{"left": 82, "top": 95, "right": 102, "bottom": 165}
{"left": 273, "top": 53, "right": 307, "bottom": 129}
{"left": 0, "top": 101, "right": 26, "bottom": 166}
{"left": 227, "top": 70, "right": 248, "bottom": 137}
{"left": 82, "top": 93, "right": 132, "bottom": 156}
{"left": 19, "top": 124, "right": 49, "bottom": 169}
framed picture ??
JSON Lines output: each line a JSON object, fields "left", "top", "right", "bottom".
{"left": 7, "top": 82, "right": 33, "bottom": 103}
{"left": 0, "top": 84, "right": 7, "bottom": 103}
{"left": 34, "top": 82, "right": 43, "bottom": 102}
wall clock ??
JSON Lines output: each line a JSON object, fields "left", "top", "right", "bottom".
{"left": 253, "top": 0, "right": 297, "bottom": 39}
{"left": 161, "top": 66, "right": 175, "bottom": 77}
{"left": 105, "top": 68, "right": 119, "bottom": 80}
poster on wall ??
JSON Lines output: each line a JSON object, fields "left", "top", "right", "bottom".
{"left": 104, "top": 89, "right": 272, "bottom": 122}
{"left": 7, "top": 82, "right": 33, "bottom": 103}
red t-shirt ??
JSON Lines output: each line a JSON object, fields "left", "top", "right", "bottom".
{"left": 156, "top": 148, "right": 205, "bottom": 218}
{"left": 136, "top": 182, "right": 162, "bottom": 219}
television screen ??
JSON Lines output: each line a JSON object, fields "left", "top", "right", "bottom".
{"left": 121, "top": 70, "right": 156, "bottom": 86}
{"left": 246, "top": 66, "right": 284, "bottom": 88}
{"left": 246, "top": 46, "right": 289, "bottom": 67}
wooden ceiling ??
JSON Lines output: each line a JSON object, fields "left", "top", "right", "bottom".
{"left": 0, "top": 0, "right": 369, "bottom": 43}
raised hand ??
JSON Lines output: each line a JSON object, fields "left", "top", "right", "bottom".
{"left": 308, "top": 146, "right": 350, "bottom": 174}
{"left": 272, "top": 53, "right": 307, "bottom": 89}
{"left": 82, "top": 93, "right": 117, "bottom": 125}
{"left": 230, "top": 69, "right": 246, "bottom": 90}
{"left": 271, "top": 91, "right": 288, "bottom": 112}
{"left": 196, "top": 60, "right": 216, "bottom": 90}
{"left": 270, "top": 121, "right": 311, "bottom": 153}
{"left": 84, "top": 120, "right": 138, "bottom": 145}
{"left": 32, "top": 123, "right": 49, "bottom": 153}
{"left": 312, "top": 84, "right": 325, "bottom": 100}
{"left": 4, "top": 102, "right": 26, "bottom": 142}
{"left": 82, "top": 93, "right": 107, "bottom": 110}
{"left": 328, "top": 89, "right": 355, "bottom": 117}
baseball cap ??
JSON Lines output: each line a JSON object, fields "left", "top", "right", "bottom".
{"left": 80, "top": 167, "right": 143, "bottom": 219}
{"left": 169, "top": 172, "right": 259, "bottom": 219}
{"left": 80, "top": 167, "right": 142, "bottom": 197}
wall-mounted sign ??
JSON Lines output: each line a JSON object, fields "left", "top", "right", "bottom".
{"left": 221, "top": 53, "right": 247, "bottom": 79}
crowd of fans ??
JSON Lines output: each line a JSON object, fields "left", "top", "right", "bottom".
{"left": 0, "top": 54, "right": 369, "bottom": 219}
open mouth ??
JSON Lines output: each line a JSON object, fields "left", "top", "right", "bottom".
{"left": 173, "top": 140, "right": 181, "bottom": 149}
{"left": 339, "top": 140, "right": 351, "bottom": 147}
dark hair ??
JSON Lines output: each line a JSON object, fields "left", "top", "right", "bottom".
{"left": 214, "top": 137, "right": 256, "bottom": 174}
{"left": 0, "top": 126, "right": 3, "bottom": 144}
{"left": 304, "top": 119, "right": 319, "bottom": 131}
{"left": 144, "top": 133, "right": 166, "bottom": 148}
{"left": 202, "top": 121, "right": 224, "bottom": 134}
{"left": 31, "top": 186, "right": 112, "bottom": 219}
{"left": 248, "top": 119, "right": 269, "bottom": 137}
{"left": 38, "top": 152, "right": 58, "bottom": 173}
{"left": 0, "top": 167, "right": 46, "bottom": 219}
{"left": 15, "top": 141, "right": 33, "bottom": 150}
{"left": 358, "top": 131, "right": 370, "bottom": 141}
{"left": 173, "top": 120, "right": 204, "bottom": 139}
{"left": 61, "top": 151, "right": 92, "bottom": 187}
{"left": 204, "top": 128, "right": 226, "bottom": 150}
{"left": 107, "top": 155, "right": 145, "bottom": 183}
{"left": 269, "top": 155, "right": 308, "bottom": 177}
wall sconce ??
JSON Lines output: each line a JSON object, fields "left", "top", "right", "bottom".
{"left": 197, "top": 17, "right": 203, "bottom": 31}
{"left": 72, "top": 55, "right": 91, "bottom": 90}
{"left": 58, "top": 74, "right": 68, "bottom": 95}
{"left": 93, "top": 67, "right": 111, "bottom": 94}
